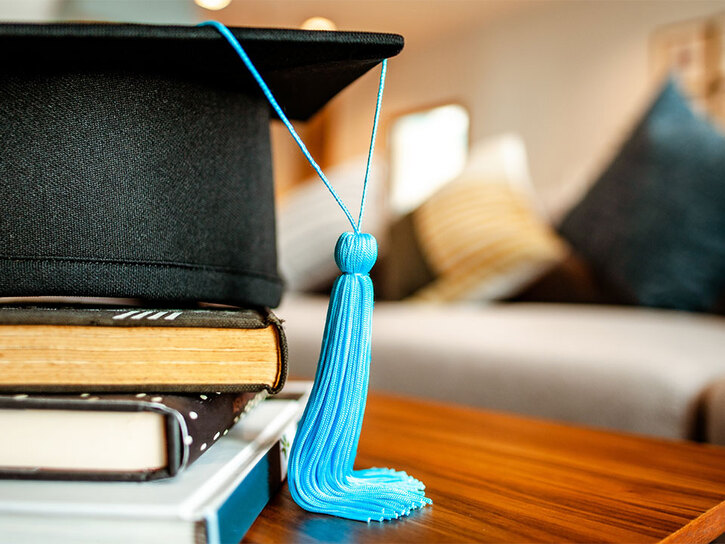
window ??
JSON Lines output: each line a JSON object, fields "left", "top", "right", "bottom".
{"left": 388, "top": 103, "right": 469, "bottom": 215}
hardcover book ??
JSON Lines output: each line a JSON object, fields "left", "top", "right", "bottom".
{"left": 0, "top": 382, "right": 312, "bottom": 544}
{"left": 0, "top": 390, "right": 266, "bottom": 481}
{"left": 0, "top": 304, "right": 287, "bottom": 393}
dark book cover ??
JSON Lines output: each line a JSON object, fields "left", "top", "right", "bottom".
{"left": 0, "top": 303, "right": 281, "bottom": 329}
{"left": 0, "top": 390, "right": 267, "bottom": 481}
{"left": 0, "top": 303, "right": 288, "bottom": 393}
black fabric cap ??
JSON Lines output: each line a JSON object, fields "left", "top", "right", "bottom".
{"left": 0, "top": 23, "right": 404, "bottom": 121}
{"left": 0, "top": 23, "right": 403, "bottom": 308}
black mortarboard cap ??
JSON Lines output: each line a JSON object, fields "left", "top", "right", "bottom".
{"left": 0, "top": 23, "right": 403, "bottom": 308}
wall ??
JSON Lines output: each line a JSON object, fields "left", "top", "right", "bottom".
{"left": 323, "top": 0, "right": 725, "bottom": 219}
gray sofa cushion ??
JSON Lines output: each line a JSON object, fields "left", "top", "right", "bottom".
{"left": 280, "top": 295, "right": 725, "bottom": 440}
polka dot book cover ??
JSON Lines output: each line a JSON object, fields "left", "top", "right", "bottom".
{"left": 0, "top": 389, "right": 266, "bottom": 481}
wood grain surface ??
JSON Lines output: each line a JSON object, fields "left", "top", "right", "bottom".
{"left": 244, "top": 393, "right": 725, "bottom": 543}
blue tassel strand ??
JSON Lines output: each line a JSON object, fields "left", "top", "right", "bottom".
{"left": 201, "top": 21, "right": 431, "bottom": 522}
{"left": 288, "top": 232, "right": 431, "bottom": 522}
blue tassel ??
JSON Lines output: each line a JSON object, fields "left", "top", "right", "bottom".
{"left": 200, "top": 21, "right": 431, "bottom": 522}
{"left": 288, "top": 232, "right": 431, "bottom": 522}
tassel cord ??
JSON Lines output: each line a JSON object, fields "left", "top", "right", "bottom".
{"left": 358, "top": 58, "right": 386, "bottom": 231}
{"left": 198, "top": 20, "right": 386, "bottom": 234}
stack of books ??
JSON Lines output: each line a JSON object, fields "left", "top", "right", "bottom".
{"left": 0, "top": 299, "right": 307, "bottom": 543}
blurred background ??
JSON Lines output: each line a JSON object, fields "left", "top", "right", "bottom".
{"left": 4, "top": 1, "right": 725, "bottom": 440}
{"left": 4, "top": 0, "right": 725, "bottom": 216}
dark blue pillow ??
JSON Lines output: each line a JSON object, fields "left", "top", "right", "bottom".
{"left": 560, "top": 78, "right": 725, "bottom": 312}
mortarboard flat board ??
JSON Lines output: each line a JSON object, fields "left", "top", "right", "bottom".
{"left": 0, "top": 23, "right": 403, "bottom": 308}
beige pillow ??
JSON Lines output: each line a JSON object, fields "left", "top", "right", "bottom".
{"left": 411, "top": 179, "right": 567, "bottom": 302}
{"left": 407, "top": 134, "right": 567, "bottom": 302}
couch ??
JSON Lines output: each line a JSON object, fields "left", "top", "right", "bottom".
{"left": 280, "top": 294, "right": 725, "bottom": 443}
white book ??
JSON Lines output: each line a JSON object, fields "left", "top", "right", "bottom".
{"left": 0, "top": 382, "right": 312, "bottom": 544}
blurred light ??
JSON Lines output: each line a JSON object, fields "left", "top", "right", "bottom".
{"left": 389, "top": 104, "right": 470, "bottom": 215}
{"left": 195, "top": 0, "right": 232, "bottom": 11}
{"left": 300, "top": 16, "right": 337, "bottom": 31}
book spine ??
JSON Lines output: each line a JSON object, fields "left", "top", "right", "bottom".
{"left": 204, "top": 423, "right": 295, "bottom": 544}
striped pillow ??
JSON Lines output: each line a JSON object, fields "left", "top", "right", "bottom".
{"left": 410, "top": 179, "right": 567, "bottom": 302}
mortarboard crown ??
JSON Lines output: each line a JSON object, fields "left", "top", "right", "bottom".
{"left": 0, "top": 23, "right": 403, "bottom": 308}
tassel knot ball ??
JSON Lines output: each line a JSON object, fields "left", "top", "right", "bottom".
{"left": 335, "top": 232, "right": 377, "bottom": 274}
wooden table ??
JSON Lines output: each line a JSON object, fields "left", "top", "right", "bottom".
{"left": 244, "top": 393, "right": 725, "bottom": 543}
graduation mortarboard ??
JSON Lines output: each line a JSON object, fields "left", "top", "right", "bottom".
{"left": 0, "top": 23, "right": 403, "bottom": 308}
